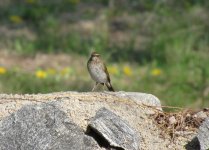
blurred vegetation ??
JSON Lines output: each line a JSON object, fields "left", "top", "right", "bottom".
{"left": 0, "top": 0, "right": 209, "bottom": 109}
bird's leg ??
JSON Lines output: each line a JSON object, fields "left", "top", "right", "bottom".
{"left": 92, "top": 82, "right": 98, "bottom": 91}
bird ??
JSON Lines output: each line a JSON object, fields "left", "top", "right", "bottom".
{"left": 87, "top": 52, "right": 115, "bottom": 92}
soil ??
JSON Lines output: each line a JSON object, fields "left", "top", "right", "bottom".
{"left": 0, "top": 50, "right": 86, "bottom": 72}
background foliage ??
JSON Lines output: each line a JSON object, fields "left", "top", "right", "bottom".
{"left": 0, "top": 0, "right": 209, "bottom": 109}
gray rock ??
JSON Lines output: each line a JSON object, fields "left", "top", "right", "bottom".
{"left": 88, "top": 107, "right": 140, "bottom": 150}
{"left": 111, "top": 91, "right": 161, "bottom": 108}
{"left": 193, "top": 111, "right": 208, "bottom": 119}
{"left": 197, "top": 117, "right": 209, "bottom": 150}
{"left": 0, "top": 103, "right": 100, "bottom": 150}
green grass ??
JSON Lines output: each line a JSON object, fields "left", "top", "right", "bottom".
{"left": 0, "top": 1, "right": 208, "bottom": 109}
{"left": 0, "top": 69, "right": 91, "bottom": 93}
{"left": 0, "top": 61, "right": 208, "bottom": 109}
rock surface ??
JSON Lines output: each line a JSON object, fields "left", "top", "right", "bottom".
{"left": 197, "top": 117, "right": 209, "bottom": 150}
{"left": 0, "top": 103, "right": 100, "bottom": 150}
{"left": 88, "top": 107, "right": 140, "bottom": 150}
{"left": 110, "top": 91, "right": 161, "bottom": 108}
{"left": 0, "top": 91, "right": 198, "bottom": 150}
{"left": 194, "top": 111, "right": 208, "bottom": 120}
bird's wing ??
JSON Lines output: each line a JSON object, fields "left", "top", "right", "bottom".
{"left": 102, "top": 62, "right": 111, "bottom": 82}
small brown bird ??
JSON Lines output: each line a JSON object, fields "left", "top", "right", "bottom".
{"left": 87, "top": 52, "right": 115, "bottom": 92}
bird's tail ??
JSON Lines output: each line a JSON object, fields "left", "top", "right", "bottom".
{"left": 106, "top": 82, "right": 115, "bottom": 92}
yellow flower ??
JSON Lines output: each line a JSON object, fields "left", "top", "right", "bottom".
{"left": 60, "top": 67, "right": 72, "bottom": 76}
{"left": 151, "top": 68, "right": 162, "bottom": 76}
{"left": 9, "top": 15, "right": 23, "bottom": 24}
{"left": 0, "top": 67, "right": 6, "bottom": 74}
{"left": 35, "top": 70, "right": 47, "bottom": 79}
{"left": 25, "top": 0, "right": 36, "bottom": 4}
{"left": 123, "top": 66, "right": 132, "bottom": 76}
{"left": 46, "top": 68, "right": 56, "bottom": 75}
{"left": 107, "top": 66, "right": 119, "bottom": 75}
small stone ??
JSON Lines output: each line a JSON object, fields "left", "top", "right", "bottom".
{"left": 194, "top": 111, "right": 207, "bottom": 119}
{"left": 186, "top": 113, "right": 191, "bottom": 117}
{"left": 168, "top": 144, "right": 173, "bottom": 149}
{"left": 169, "top": 116, "right": 176, "bottom": 125}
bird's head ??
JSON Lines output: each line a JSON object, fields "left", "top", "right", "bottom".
{"left": 91, "top": 52, "right": 100, "bottom": 57}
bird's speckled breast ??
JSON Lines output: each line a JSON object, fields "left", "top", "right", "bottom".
{"left": 88, "top": 61, "right": 108, "bottom": 83}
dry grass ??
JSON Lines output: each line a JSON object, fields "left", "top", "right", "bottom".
{"left": 150, "top": 106, "right": 209, "bottom": 141}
